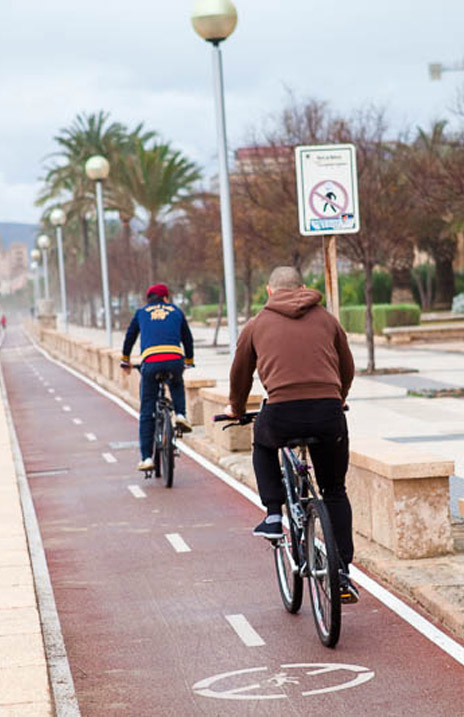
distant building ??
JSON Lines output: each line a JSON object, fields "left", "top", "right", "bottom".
{"left": 0, "top": 234, "right": 28, "bottom": 294}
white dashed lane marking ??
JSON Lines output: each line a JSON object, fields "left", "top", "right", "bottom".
{"left": 85, "top": 433, "right": 97, "bottom": 442}
{"left": 48, "top": 388, "right": 55, "bottom": 394}
{"left": 55, "top": 396, "right": 62, "bottom": 402}
{"left": 128, "top": 485, "right": 147, "bottom": 499}
{"left": 102, "top": 453, "right": 117, "bottom": 463}
{"left": 72, "top": 418, "right": 83, "bottom": 425}
{"left": 165, "top": 533, "right": 191, "bottom": 553}
{"left": 62, "top": 406, "right": 71, "bottom": 412}
{"left": 225, "top": 614, "right": 266, "bottom": 647}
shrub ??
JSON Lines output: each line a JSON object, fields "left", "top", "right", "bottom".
{"left": 340, "top": 303, "right": 421, "bottom": 335}
{"left": 452, "top": 293, "right": 464, "bottom": 314}
{"left": 190, "top": 304, "right": 221, "bottom": 323}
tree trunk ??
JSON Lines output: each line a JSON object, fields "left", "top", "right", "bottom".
{"left": 212, "top": 283, "right": 224, "bottom": 347}
{"left": 243, "top": 255, "right": 253, "bottom": 320}
{"left": 80, "top": 215, "right": 90, "bottom": 259}
{"left": 364, "top": 259, "right": 375, "bottom": 373}
{"left": 434, "top": 258, "right": 455, "bottom": 309}
{"left": 391, "top": 266, "right": 414, "bottom": 304}
{"left": 146, "top": 216, "right": 159, "bottom": 281}
{"left": 413, "top": 268, "right": 427, "bottom": 310}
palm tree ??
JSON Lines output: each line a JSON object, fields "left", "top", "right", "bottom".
{"left": 117, "top": 139, "right": 201, "bottom": 278}
{"left": 36, "top": 111, "right": 154, "bottom": 257}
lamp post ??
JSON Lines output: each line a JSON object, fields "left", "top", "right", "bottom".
{"left": 37, "top": 234, "right": 51, "bottom": 300}
{"left": 191, "top": 0, "right": 238, "bottom": 357}
{"left": 30, "top": 249, "right": 41, "bottom": 305}
{"left": 50, "top": 207, "right": 68, "bottom": 332}
{"left": 30, "top": 259, "right": 39, "bottom": 310}
{"left": 85, "top": 155, "right": 112, "bottom": 347}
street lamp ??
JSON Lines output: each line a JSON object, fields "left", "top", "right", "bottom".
{"left": 30, "top": 260, "right": 39, "bottom": 309}
{"left": 50, "top": 207, "right": 68, "bottom": 333}
{"left": 191, "top": 0, "right": 239, "bottom": 357}
{"left": 85, "top": 155, "right": 112, "bottom": 347}
{"left": 37, "top": 234, "right": 51, "bottom": 299}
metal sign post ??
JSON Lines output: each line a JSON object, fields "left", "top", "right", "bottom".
{"left": 295, "top": 143, "right": 360, "bottom": 317}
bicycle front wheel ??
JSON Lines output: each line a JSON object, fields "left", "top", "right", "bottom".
{"left": 306, "top": 500, "right": 341, "bottom": 648}
{"left": 160, "top": 408, "right": 174, "bottom": 488}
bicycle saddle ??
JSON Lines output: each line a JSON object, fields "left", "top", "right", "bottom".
{"left": 154, "top": 371, "right": 173, "bottom": 381}
{"left": 285, "top": 436, "right": 321, "bottom": 448}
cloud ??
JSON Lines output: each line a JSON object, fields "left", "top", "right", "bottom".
{"left": 0, "top": 173, "right": 41, "bottom": 223}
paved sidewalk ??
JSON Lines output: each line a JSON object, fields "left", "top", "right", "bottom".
{"left": 0, "top": 357, "right": 52, "bottom": 714}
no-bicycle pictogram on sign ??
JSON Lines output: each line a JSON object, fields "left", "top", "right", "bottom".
{"left": 295, "top": 144, "right": 360, "bottom": 236}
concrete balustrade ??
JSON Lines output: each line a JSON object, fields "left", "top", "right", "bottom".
{"left": 185, "top": 378, "right": 217, "bottom": 425}
{"left": 347, "top": 437, "right": 454, "bottom": 559}
{"left": 200, "top": 387, "right": 262, "bottom": 451}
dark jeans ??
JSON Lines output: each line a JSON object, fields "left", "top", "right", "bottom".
{"left": 139, "top": 360, "right": 185, "bottom": 460}
{"left": 253, "top": 398, "right": 353, "bottom": 566}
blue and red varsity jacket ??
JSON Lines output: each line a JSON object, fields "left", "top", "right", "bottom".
{"left": 121, "top": 300, "right": 194, "bottom": 365}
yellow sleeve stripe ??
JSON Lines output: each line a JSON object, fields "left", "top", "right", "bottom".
{"left": 141, "top": 345, "right": 185, "bottom": 360}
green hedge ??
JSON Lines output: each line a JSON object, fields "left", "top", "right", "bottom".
{"left": 340, "top": 303, "right": 421, "bottom": 335}
{"left": 189, "top": 304, "right": 223, "bottom": 323}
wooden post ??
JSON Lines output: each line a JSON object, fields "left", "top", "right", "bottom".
{"left": 323, "top": 235, "right": 340, "bottom": 319}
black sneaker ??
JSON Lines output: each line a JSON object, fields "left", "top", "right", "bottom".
{"left": 339, "top": 571, "right": 360, "bottom": 604}
{"left": 253, "top": 518, "right": 284, "bottom": 540}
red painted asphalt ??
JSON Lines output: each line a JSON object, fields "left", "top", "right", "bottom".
{"left": 2, "top": 328, "right": 464, "bottom": 716}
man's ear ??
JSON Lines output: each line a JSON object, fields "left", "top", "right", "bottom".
{"left": 301, "top": 284, "right": 306, "bottom": 289}
{"left": 266, "top": 285, "right": 273, "bottom": 297}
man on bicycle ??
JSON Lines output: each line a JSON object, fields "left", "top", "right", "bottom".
{"left": 121, "top": 283, "right": 194, "bottom": 472}
{"left": 224, "top": 266, "right": 358, "bottom": 602}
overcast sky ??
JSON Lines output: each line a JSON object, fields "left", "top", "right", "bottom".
{"left": 1, "top": 0, "right": 463, "bottom": 223}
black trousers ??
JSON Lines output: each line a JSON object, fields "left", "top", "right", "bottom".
{"left": 252, "top": 398, "right": 354, "bottom": 566}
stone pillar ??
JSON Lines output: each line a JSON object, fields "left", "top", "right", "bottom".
{"left": 36, "top": 299, "right": 56, "bottom": 330}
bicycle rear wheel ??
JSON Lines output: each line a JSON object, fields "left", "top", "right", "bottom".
{"left": 306, "top": 499, "right": 341, "bottom": 648}
{"left": 273, "top": 455, "right": 303, "bottom": 613}
{"left": 160, "top": 408, "right": 174, "bottom": 488}
{"left": 274, "top": 505, "right": 304, "bottom": 613}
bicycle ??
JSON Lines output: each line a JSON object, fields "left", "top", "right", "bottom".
{"left": 214, "top": 411, "right": 343, "bottom": 648}
{"left": 135, "top": 366, "right": 182, "bottom": 488}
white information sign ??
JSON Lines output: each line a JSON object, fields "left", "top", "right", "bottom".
{"left": 295, "top": 143, "right": 360, "bottom": 236}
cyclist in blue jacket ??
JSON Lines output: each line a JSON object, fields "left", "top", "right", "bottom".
{"left": 120, "top": 283, "right": 194, "bottom": 471}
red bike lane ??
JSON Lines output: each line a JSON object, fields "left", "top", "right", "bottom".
{"left": 2, "top": 328, "right": 463, "bottom": 716}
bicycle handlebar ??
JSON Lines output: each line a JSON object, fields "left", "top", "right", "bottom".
{"left": 213, "top": 412, "right": 259, "bottom": 428}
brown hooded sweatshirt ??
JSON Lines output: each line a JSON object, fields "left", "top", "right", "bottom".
{"left": 229, "top": 288, "right": 355, "bottom": 416}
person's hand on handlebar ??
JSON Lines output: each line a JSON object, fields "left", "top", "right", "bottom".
{"left": 120, "top": 359, "right": 132, "bottom": 375}
{"left": 224, "top": 404, "right": 239, "bottom": 418}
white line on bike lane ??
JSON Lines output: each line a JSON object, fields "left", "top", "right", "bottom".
{"left": 128, "top": 485, "right": 147, "bottom": 499}
{"left": 72, "top": 418, "right": 83, "bottom": 425}
{"left": 85, "top": 433, "right": 97, "bottom": 442}
{"left": 102, "top": 453, "right": 117, "bottom": 463}
{"left": 165, "top": 533, "right": 191, "bottom": 553}
{"left": 225, "top": 614, "right": 266, "bottom": 647}
{"left": 62, "top": 406, "right": 71, "bottom": 412}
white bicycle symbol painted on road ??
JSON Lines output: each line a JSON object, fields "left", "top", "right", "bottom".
{"left": 193, "top": 663, "right": 375, "bottom": 701}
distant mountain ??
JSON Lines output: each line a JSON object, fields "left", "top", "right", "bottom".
{"left": 0, "top": 223, "right": 39, "bottom": 251}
